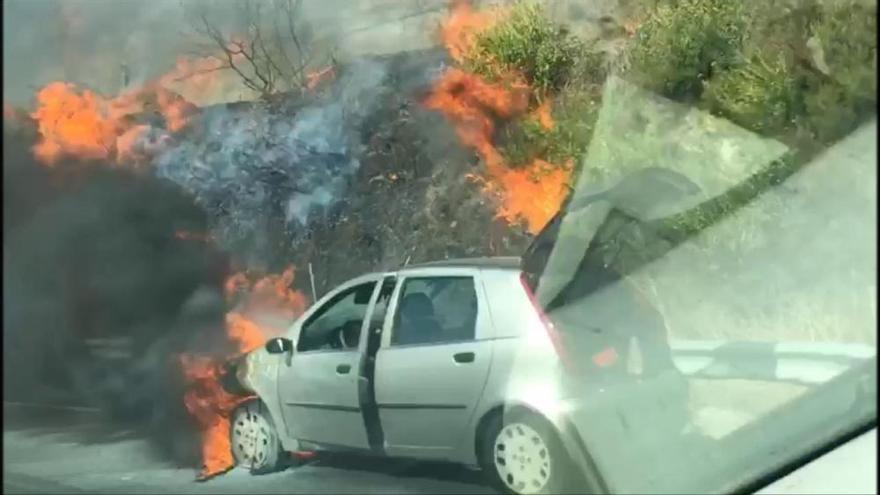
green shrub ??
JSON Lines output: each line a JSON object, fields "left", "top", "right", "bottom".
{"left": 810, "top": 0, "right": 877, "bottom": 104}
{"left": 467, "top": 2, "right": 582, "bottom": 93}
{"left": 687, "top": 0, "right": 876, "bottom": 145}
{"left": 499, "top": 118, "right": 549, "bottom": 166}
{"left": 747, "top": 0, "right": 821, "bottom": 55}
{"left": 499, "top": 84, "right": 602, "bottom": 166}
{"left": 625, "top": 0, "right": 747, "bottom": 100}
{"left": 802, "top": 78, "right": 861, "bottom": 144}
{"left": 569, "top": 46, "right": 609, "bottom": 86}
{"left": 702, "top": 50, "right": 801, "bottom": 135}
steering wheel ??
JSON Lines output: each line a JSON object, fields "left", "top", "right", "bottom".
{"left": 336, "top": 321, "right": 361, "bottom": 349}
{"left": 322, "top": 326, "right": 344, "bottom": 350}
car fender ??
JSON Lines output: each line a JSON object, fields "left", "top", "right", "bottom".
{"left": 237, "top": 348, "right": 301, "bottom": 452}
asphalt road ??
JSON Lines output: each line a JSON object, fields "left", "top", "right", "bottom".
{"left": 3, "top": 403, "right": 495, "bottom": 495}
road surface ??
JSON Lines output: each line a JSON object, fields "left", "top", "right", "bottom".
{"left": 3, "top": 403, "right": 495, "bottom": 495}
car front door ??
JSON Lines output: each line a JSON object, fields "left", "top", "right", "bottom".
{"left": 277, "top": 277, "right": 378, "bottom": 449}
{"left": 373, "top": 270, "right": 493, "bottom": 459}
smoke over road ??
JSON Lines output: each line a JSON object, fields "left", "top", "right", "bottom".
{"left": 3, "top": 123, "right": 232, "bottom": 464}
{"left": 3, "top": 52, "right": 398, "bottom": 468}
{"left": 2, "top": 43, "right": 447, "bottom": 475}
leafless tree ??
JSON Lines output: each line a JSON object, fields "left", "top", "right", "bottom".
{"left": 184, "top": 0, "right": 332, "bottom": 98}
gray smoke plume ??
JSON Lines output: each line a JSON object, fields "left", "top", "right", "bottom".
{"left": 153, "top": 60, "right": 390, "bottom": 263}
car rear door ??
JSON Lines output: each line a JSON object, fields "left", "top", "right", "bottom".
{"left": 276, "top": 276, "right": 378, "bottom": 449}
{"left": 373, "top": 268, "right": 493, "bottom": 459}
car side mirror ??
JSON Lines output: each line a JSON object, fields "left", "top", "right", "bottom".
{"left": 265, "top": 337, "right": 293, "bottom": 354}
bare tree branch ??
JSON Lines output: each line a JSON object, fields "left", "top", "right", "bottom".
{"left": 170, "top": 62, "right": 231, "bottom": 84}
{"left": 251, "top": 8, "right": 286, "bottom": 90}
{"left": 183, "top": 0, "right": 324, "bottom": 98}
{"left": 284, "top": 0, "right": 311, "bottom": 86}
{"left": 272, "top": 12, "right": 298, "bottom": 80}
{"left": 283, "top": 0, "right": 307, "bottom": 61}
{"left": 198, "top": 13, "right": 264, "bottom": 94}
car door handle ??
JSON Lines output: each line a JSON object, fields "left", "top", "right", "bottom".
{"left": 336, "top": 364, "right": 351, "bottom": 375}
{"left": 453, "top": 352, "right": 475, "bottom": 364}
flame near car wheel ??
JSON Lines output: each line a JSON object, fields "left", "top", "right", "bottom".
{"left": 229, "top": 400, "right": 284, "bottom": 475}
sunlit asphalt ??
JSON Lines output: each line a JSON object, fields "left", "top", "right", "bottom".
{"left": 2, "top": 403, "right": 495, "bottom": 495}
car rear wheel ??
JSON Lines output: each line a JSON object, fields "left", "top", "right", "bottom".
{"left": 479, "top": 410, "right": 579, "bottom": 494}
{"left": 230, "top": 400, "right": 283, "bottom": 474}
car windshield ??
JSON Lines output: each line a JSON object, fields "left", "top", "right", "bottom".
{"left": 3, "top": 0, "right": 876, "bottom": 494}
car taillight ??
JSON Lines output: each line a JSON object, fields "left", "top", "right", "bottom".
{"left": 291, "top": 451, "right": 317, "bottom": 460}
{"left": 519, "top": 272, "right": 575, "bottom": 374}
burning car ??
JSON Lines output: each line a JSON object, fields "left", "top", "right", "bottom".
{"left": 228, "top": 257, "right": 602, "bottom": 494}
{"left": 222, "top": 167, "right": 704, "bottom": 494}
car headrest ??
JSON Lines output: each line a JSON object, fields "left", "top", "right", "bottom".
{"left": 401, "top": 292, "right": 435, "bottom": 320}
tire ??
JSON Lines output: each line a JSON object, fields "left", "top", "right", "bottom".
{"left": 230, "top": 400, "right": 284, "bottom": 474}
{"left": 478, "top": 410, "right": 581, "bottom": 495}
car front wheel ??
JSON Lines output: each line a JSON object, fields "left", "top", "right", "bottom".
{"left": 230, "top": 400, "right": 284, "bottom": 474}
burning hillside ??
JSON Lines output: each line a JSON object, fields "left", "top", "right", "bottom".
{"left": 23, "top": 56, "right": 390, "bottom": 266}
{"left": 21, "top": 2, "right": 572, "bottom": 251}
{"left": 424, "top": 0, "right": 574, "bottom": 234}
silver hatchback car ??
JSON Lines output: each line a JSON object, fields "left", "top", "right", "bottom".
{"left": 231, "top": 256, "right": 688, "bottom": 494}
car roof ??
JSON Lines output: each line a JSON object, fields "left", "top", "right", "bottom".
{"left": 318, "top": 257, "right": 521, "bottom": 300}
{"left": 401, "top": 256, "right": 521, "bottom": 271}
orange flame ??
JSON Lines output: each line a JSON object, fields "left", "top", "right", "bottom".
{"left": 158, "top": 56, "right": 243, "bottom": 107}
{"left": 29, "top": 83, "right": 120, "bottom": 165}
{"left": 225, "top": 266, "right": 308, "bottom": 324}
{"left": 174, "top": 230, "right": 215, "bottom": 243}
{"left": 623, "top": 18, "right": 642, "bottom": 37}
{"left": 181, "top": 265, "right": 308, "bottom": 479}
{"left": 4, "top": 102, "right": 20, "bottom": 122}
{"left": 27, "top": 54, "right": 234, "bottom": 166}
{"left": 224, "top": 272, "right": 250, "bottom": 300}
{"left": 180, "top": 354, "right": 251, "bottom": 478}
{"left": 489, "top": 159, "right": 572, "bottom": 233}
{"left": 439, "top": 0, "right": 503, "bottom": 64}
{"left": 305, "top": 66, "right": 336, "bottom": 91}
{"left": 156, "top": 90, "right": 196, "bottom": 133}
{"left": 425, "top": 0, "right": 571, "bottom": 234}
{"left": 423, "top": 68, "right": 529, "bottom": 175}
{"left": 532, "top": 100, "right": 554, "bottom": 130}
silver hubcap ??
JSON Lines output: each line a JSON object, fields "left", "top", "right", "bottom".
{"left": 231, "top": 402, "right": 272, "bottom": 469}
{"left": 494, "top": 422, "right": 552, "bottom": 494}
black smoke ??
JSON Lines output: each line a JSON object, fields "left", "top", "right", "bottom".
{"left": 3, "top": 122, "right": 232, "bottom": 465}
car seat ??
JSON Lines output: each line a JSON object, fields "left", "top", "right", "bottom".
{"left": 396, "top": 292, "right": 443, "bottom": 345}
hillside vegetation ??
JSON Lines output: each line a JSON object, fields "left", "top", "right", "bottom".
{"left": 463, "top": 0, "right": 876, "bottom": 344}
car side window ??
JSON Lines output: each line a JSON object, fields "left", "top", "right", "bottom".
{"left": 297, "top": 281, "right": 376, "bottom": 352}
{"left": 391, "top": 276, "right": 477, "bottom": 347}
